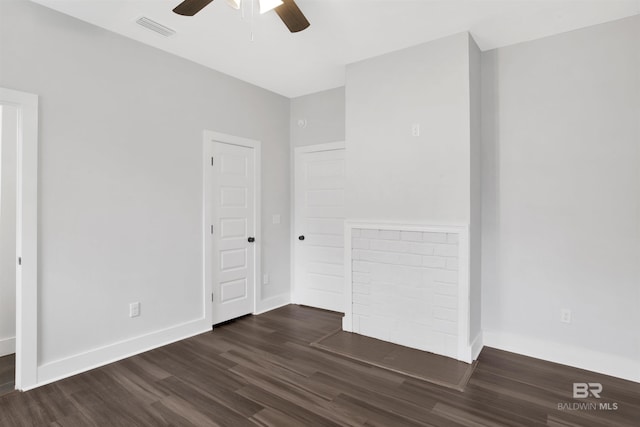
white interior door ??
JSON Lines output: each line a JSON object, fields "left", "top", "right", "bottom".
{"left": 207, "top": 138, "right": 258, "bottom": 325}
{"left": 294, "top": 144, "right": 345, "bottom": 312}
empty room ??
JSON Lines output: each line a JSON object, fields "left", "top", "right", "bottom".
{"left": 0, "top": 0, "right": 639, "bottom": 425}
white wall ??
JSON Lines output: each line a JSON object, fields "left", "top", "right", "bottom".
{"left": 345, "top": 33, "right": 471, "bottom": 224}
{"left": 0, "top": 105, "right": 18, "bottom": 357}
{"left": 0, "top": 0, "right": 290, "bottom": 382}
{"left": 345, "top": 33, "right": 482, "bottom": 358}
{"left": 350, "top": 227, "right": 461, "bottom": 359}
{"left": 481, "top": 15, "right": 640, "bottom": 381}
{"left": 290, "top": 87, "right": 345, "bottom": 147}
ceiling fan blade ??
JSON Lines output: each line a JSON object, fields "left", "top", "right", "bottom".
{"left": 275, "top": 0, "right": 310, "bottom": 33}
{"left": 173, "top": 0, "right": 214, "bottom": 16}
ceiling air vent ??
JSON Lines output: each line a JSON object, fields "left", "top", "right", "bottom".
{"left": 136, "top": 17, "right": 176, "bottom": 37}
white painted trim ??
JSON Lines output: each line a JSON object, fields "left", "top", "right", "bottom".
{"left": 203, "top": 141, "right": 213, "bottom": 327}
{"left": 32, "top": 319, "right": 209, "bottom": 391}
{"left": 470, "top": 331, "right": 484, "bottom": 361}
{"left": 289, "top": 143, "right": 295, "bottom": 305}
{"left": 456, "top": 228, "right": 471, "bottom": 363}
{"left": 0, "top": 87, "right": 39, "bottom": 391}
{"left": 203, "top": 130, "right": 262, "bottom": 323}
{"left": 254, "top": 294, "right": 291, "bottom": 315}
{"left": 342, "top": 224, "right": 353, "bottom": 331}
{"left": 292, "top": 141, "right": 346, "bottom": 306}
{"left": 295, "top": 141, "right": 345, "bottom": 154}
{"left": 483, "top": 331, "right": 640, "bottom": 383}
{"left": 0, "top": 337, "right": 16, "bottom": 357}
{"left": 251, "top": 139, "right": 263, "bottom": 315}
{"left": 343, "top": 220, "right": 472, "bottom": 362}
{"left": 345, "top": 219, "right": 469, "bottom": 234}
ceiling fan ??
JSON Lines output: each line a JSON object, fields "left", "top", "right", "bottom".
{"left": 172, "top": 0, "right": 310, "bottom": 33}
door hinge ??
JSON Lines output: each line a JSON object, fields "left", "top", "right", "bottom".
{"left": 211, "top": 225, "right": 214, "bottom": 235}
{"left": 211, "top": 292, "right": 214, "bottom": 302}
{"left": 211, "top": 157, "right": 214, "bottom": 166}
{"left": 18, "top": 257, "right": 22, "bottom": 266}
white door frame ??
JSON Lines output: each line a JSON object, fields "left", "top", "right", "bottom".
{"left": 291, "top": 141, "right": 345, "bottom": 305}
{"left": 203, "top": 130, "right": 261, "bottom": 325}
{"left": 0, "top": 87, "right": 39, "bottom": 391}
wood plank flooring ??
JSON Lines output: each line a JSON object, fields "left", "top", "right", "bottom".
{"left": 312, "top": 329, "right": 476, "bottom": 391}
{"left": 0, "top": 353, "right": 15, "bottom": 396}
{"left": 1, "top": 305, "right": 638, "bottom": 426}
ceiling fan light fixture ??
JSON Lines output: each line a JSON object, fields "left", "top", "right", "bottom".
{"left": 171, "top": 0, "right": 309, "bottom": 33}
{"left": 225, "top": 0, "right": 241, "bottom": 9}
{"left": 259, "top": 0, "right": 283, "bottom": 14}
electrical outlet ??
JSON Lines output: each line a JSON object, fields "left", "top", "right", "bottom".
{"left": 263, "top": 273, "right": 270, "bottom": 285}
{"left": 560, "top": 308, "right": 571, "bottom": 324}
{"left": 272, "top": 214, "right": 281, "bottom": 225}
{"left": 130, "top": 302, "right": 141, "bottom": 318}
{"left": 411, "top": 123, "right": 420, "bottom": 137}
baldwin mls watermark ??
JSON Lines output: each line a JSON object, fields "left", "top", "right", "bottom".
{"left": 557, "top": 383, "right": 619, "bottom": 411}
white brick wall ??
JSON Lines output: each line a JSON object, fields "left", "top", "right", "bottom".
{"left": 350, "top": 228, "right": 460, "bottom": 359}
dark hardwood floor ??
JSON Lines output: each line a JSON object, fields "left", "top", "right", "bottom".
{"left": 1, "top": 305, "right": 638, "bottom": 426}
{"left": 0, "top": 353, "right": 15, "bottom": 396}
{"left": 312, "top": 329, "right": 476, "bottom": 391}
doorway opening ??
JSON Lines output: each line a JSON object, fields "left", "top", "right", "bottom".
{"left": 0, "top": 87, "right": 39, "bottom": 392}
{"left": 0, "top": 104, "right": 18, "bottom": 395}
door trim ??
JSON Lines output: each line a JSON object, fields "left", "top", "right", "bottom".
{"left": 203, "top": 130, "right": 261, "bottom": 326}
{"left": 291, "top": 141, "right": 345, "bottom": 305}
{"left": 0, "top": 87, "right": 39, "bottom": 390}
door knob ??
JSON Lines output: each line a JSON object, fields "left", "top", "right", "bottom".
{"left": 248, "top": 237, "right": 255, "bottom": 243}
{"left": 298, "top": 235, "right": 305, "bottom": 241}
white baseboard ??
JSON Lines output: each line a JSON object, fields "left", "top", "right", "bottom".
{"left": 342, "top": 315, "right": 352, "bottom": 332}
{"left": 0, "top": 336, "right": 16, "bottom": 357}
{"left": 471, "top": 332, "right": 484, "bottom": 361}
{"left": 30, "top": 318, "right": 209, "bottom": 391}
{"left": 483, "top": 331, "right": 640, "bottom": 383}
{"left": 457, "top": 336, "right": 481, "bottom": 364}
{"left": 254, "top": 293, "right": 291, "bottom": 315}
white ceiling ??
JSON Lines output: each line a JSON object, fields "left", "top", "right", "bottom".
{"left": 30, "top": 0, "right": 640, "bottom": 98}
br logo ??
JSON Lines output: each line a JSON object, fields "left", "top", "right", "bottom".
{"left": 573, "top": 383, "right": 602, "bottom": 398}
